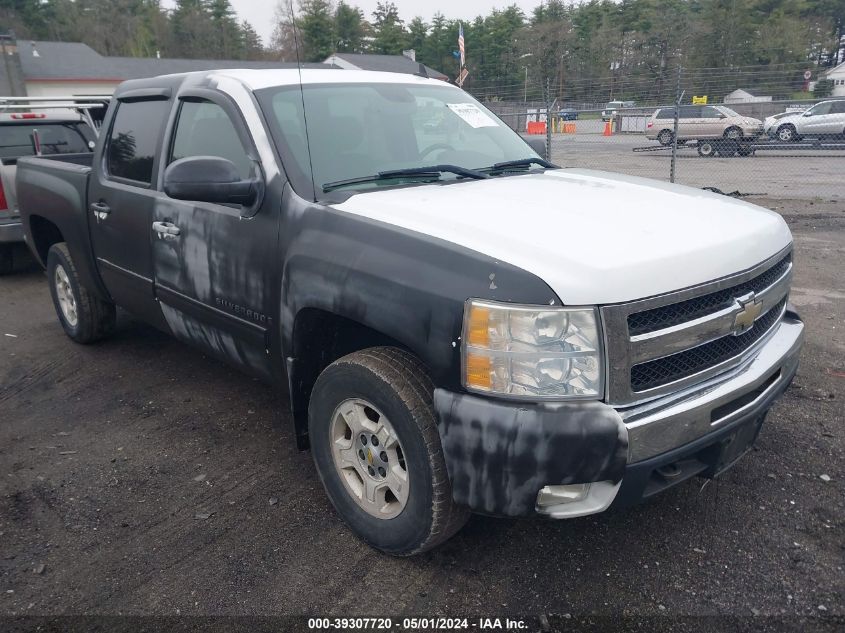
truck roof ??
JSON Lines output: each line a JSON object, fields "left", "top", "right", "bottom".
{"left": 114, "top": 68, "right": 450, "bottom": 98}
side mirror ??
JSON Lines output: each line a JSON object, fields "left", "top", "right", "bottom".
{"left": 803, "top": 111, "right": 812, "bottom": 117}
{"left": 523, "top": 135, "right": 548, "bottom": 159}
{"left": 164, "top": 156, "right": 258, "bottom": 206}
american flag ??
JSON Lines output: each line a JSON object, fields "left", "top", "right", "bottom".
{"left": 458, "top": 23, "right": 465, "bottom": 68}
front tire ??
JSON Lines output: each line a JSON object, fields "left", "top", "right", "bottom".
{"left": 309, "top": 347, "right": 469, "bottom": 556}
{"left": 657, "top": 129, "right": 674, "bottom": 146}
{"left": 47, "top": 243, "right": 116, "bottom": 344}
{"left": 777, "top": 124, "right": 798, "bottom": 142}
{"left": 724, "top": 126, "right": 742, "bottom": 141}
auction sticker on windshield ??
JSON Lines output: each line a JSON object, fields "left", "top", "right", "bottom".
{"left": 447, "top": 103, "right": 498, "bottom": 128}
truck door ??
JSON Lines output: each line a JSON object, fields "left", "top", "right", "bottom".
{"left": 88, "top": 95, "right": 172, "bottom": 326}
{"left": 151, "top": 94, "right": 279, "bottom": 380}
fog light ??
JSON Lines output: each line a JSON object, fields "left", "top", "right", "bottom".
{"left": 536, "top": 483, "right": 591, "bottom": 507}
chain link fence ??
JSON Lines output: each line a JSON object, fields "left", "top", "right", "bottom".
{"left": 473, "top": 65, "right": 845, "bottom": 203}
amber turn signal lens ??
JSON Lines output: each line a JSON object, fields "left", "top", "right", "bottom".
{"left": 465, "top": 353, "right": 492, "bottom": 390}
{"left": 467, "top": 305, "right": 490, "bottom": 348}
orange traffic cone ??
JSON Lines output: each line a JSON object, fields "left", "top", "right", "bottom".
{"left": 603, "top": 120, "right": 612, "bottom": 136}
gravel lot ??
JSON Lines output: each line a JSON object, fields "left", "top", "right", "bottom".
{"left": 551, "top": 133, "right": 845, "bottom": 200}
{"left": 0, "top": 196, "right": 843, "bottom": 631}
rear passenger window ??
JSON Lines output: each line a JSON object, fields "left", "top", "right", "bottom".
{"left": 106, "top": 100, "right": 169, "bottom": 184}
{"left": 169, "top": 100, "right": 252, "bottom": 179}
{"left": 657, "top": 108, "right": 675, "bottom": 119}
{"left": 679, "top": 106, "right": 702, "bottom": 119}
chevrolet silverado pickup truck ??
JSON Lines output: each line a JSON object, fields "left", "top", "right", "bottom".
{"left": 16, "top": 69, "right": 804, "bottom": 555}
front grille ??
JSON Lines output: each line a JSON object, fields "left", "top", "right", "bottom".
{"left": 628, "top": 254, "right": 791, "bottom": 336}
{"left": 631, "top": 298, "right": 786, "bottom": 392}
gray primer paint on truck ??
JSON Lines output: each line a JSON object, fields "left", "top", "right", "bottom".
{"left": 434, "top": 390, "right": 628, "bottom": 516}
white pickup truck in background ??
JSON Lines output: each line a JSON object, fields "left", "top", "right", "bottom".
{"left": 0, "top": 97, "right": 105, "bottom": 273}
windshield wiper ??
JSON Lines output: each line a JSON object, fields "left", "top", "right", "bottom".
{"left": 322, "top": 164, "right": 487, "bottom": 193}
{"left": 484, "top": 157, "right": 558, "bottom": 174}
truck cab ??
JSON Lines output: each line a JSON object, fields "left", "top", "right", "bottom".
{"left": 16, "top": 69, "right": 803, "bottom": 555}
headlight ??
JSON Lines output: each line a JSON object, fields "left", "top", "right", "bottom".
{"left": 462, "top": 299, "right": 604, "bottom": 399}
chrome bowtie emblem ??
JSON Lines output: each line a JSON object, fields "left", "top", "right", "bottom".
{"left": 732, "top": 294, "right": 763, "bottom": 335}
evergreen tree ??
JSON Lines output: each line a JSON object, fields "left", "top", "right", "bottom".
{"left": 171, "top": 0, "right": 216, "bottom": 58}
{"left": 406, "top": 16, "right": 428, "bottom": 58}
{"left": 208, "top": 0, "right": 242, "bottom": 58}
{"left": 241, "top": 20, "right": 264, "bottom": 58}
{"left": 334, "top": 1, "right": 365, "bottom": 53}
{"left": 298, "top": 0, "right": 334, "bottom": 61}
{"left": 370, "top": 1, "right": 406, "bottom": 55}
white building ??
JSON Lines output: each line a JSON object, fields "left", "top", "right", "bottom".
{"left": 822, "top": 62, "right": 845, "bottom": 96}
{"left": 724, "top": 89, "right": 772, "bottom": 104}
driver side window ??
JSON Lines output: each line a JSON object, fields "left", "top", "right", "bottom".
{"left": 169, "top": 100, "right": 252, "bottom": 179}
{"left": 806, "top": 102, "right": 832, "bottom": 117}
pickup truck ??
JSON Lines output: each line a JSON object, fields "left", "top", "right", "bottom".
{"left": 0, "top": 103, "right": 100, "bottom": 273}
{"left": 16, "top": 69, "right": 804, "bottom": 556}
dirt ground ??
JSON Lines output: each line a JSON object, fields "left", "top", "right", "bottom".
{"left": 0, "top": 197, "right": 843, "bottom": 631}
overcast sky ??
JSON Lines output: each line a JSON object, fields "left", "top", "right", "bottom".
{"left": 162, "top": 1, "right": 545, "bottom": 47}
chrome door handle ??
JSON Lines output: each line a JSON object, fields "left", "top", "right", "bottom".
{"left": 152, "top": 221, "right": 181, "bottom": 239}
{"left": 90, "top": 202, "right": 110, "bottom": 220}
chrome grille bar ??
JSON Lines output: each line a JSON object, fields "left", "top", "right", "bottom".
{"left": 600, "top": 245, "right": 793, "bottom": 406}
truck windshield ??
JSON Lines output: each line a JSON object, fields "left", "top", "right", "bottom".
{"left": 256, "top": 82, "right": 541, "bottom": 199}
{"left": 0, "top": 122, "right": 94, "bottom": 161}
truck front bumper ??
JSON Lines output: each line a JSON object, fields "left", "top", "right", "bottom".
{"left": 433, "top": 310, "right": 803, "bottom": 518}
{"left": 0, "top": 217, "right": 24, "bottom": 243}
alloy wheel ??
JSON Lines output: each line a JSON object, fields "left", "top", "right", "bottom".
{"left": 54, "top": 264, "right": 78, "bottom": 327}
{"left": 330, "top": 398, "right": 409, "bottom": 519}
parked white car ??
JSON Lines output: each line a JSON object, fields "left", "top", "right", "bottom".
{"left": 770, "top": 99, "right": 845, "bottom": 142}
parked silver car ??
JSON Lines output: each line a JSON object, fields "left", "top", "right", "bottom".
{"left": 770, "top": 99, "right": 845, "bottom": 142}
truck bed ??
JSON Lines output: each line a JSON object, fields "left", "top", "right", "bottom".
{"left": 15, "top": 154, "right": 98, "bottom": 284}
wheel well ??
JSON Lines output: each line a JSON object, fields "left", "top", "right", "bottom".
{"left": 28, "top": 215, "right": 64, "bottom": 265}
{"left": 288, "top": 308, "right": 409, "bottom": 450}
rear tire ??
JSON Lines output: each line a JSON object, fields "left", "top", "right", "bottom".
{"left": 47, "top": 243, "right": 116, "bottom": 344}
{"left": 697, "top": 140, "right": 716, "bottom": 157}
{"left": 308, "top": 347, "right": 469, "bottom": 556}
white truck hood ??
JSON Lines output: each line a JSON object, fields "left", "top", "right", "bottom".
{"left": 331, "top": 169, "right": 792, "bottom": 305}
